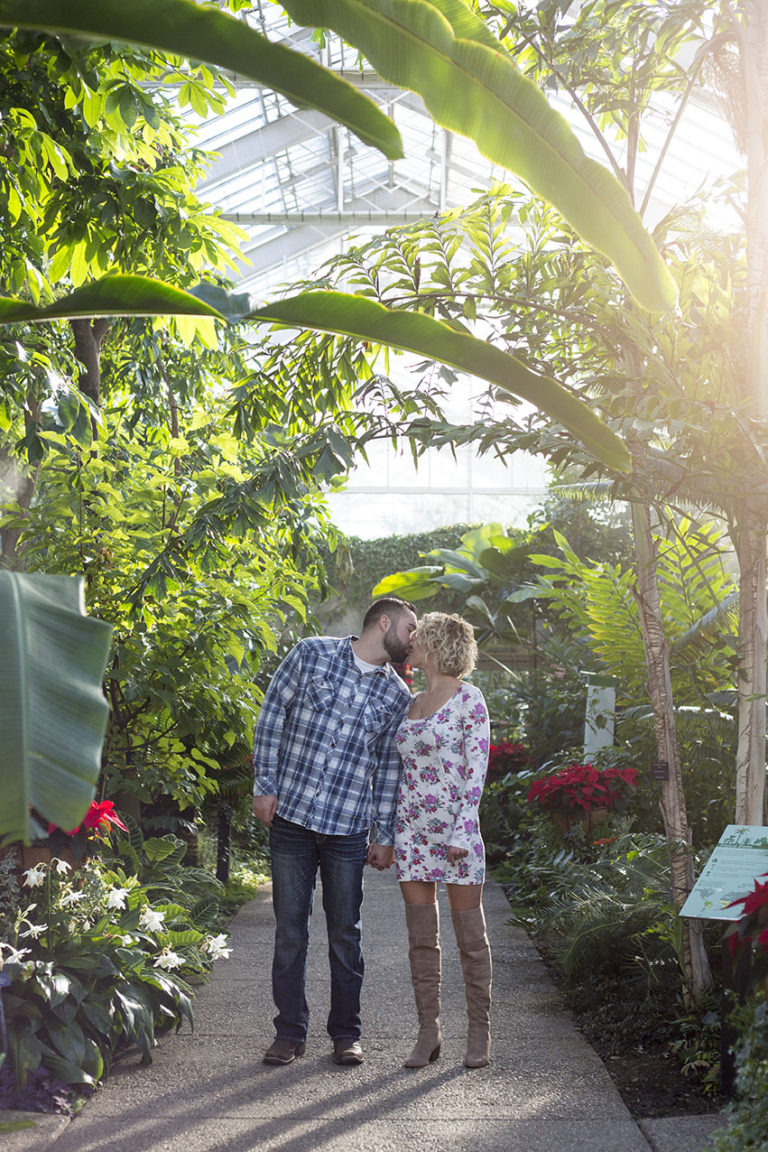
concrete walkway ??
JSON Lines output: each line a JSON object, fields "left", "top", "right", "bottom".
{"left": 6, "top": 870, "right": 726, "bottom": 1152}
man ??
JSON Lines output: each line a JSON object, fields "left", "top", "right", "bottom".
{"left": 252, "top": 596, "right": 418, "bottom": 1067}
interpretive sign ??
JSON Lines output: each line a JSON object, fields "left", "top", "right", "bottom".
{"left": 681, "top": 824, "right": 768, "bottom": 921}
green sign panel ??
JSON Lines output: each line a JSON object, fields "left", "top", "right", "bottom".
{"left": 681, "top": 824, "right": 768, "bottom": 921}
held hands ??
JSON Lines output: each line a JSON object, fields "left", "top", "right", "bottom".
{"left": 446, "top": 844, "right": 468, "bottom": 865}
{"left": 366, "top": 843, "right": 395, "bottom": 871}
{"left": 252, "top": 794, "right": 278, "bottom": 827}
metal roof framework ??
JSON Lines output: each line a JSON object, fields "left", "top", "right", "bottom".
{"left": 189, "top": 5, "right": 740, "bottom": 304}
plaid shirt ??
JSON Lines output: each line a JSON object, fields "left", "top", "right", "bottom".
{"left": 252, "top": 636, "right": 411, "bottom": 844}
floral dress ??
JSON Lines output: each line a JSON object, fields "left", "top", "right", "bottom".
{"left": 393, "top": 682, "right": 490, "bottom": 884}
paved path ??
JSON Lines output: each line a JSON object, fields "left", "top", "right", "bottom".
{"left": 6, "top": 870, "right": 726, "bottom": 1152}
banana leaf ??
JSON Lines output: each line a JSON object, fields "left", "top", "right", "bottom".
{"left": 0, "top": 0, "right": 402, "bottom": 159}
{"left": 0, "top": 278, "right": 630, "bottom": 470}
{"left": 0, "top": 573, "right": 112, "bottom": 846}
{"left": 0, "top": 275, "right": 228, "bottom": 324}
{"left": 282, "top": 0, "right": 676, "bottom": 313}
{"left": 245, "top": 291, "right": 631, "bottom": 472}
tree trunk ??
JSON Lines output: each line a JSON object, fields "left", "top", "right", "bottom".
{"left": 70, "top": 317, "right": 110, "bottom": 434}
{"left": 733, "top": 1, "right": 768, "bottom": 826}
{"left": 734, "top": 509, "right": 767, "bottom": 824}
{"left": 630, "top": 501, "right": 712, "bottom": 1004}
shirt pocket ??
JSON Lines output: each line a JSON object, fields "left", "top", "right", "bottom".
{"left": 363, "top": 703, "right": 398, "bottom": 746}
{"left": 307, "top": 675, "right": 337, "bottom": 713}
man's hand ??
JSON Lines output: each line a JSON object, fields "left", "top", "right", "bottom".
{"left": 252, "top": 794, "right": 278, "bottom": 827}
{"left": 446, "top": 845, "right": 468, "bottom": 865}
{"left": 366, "top": 843, "right": 394, "bottom": 871}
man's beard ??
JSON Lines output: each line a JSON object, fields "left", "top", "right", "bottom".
{"left": 382, "top": 625, "right": 410, "bottom": 665}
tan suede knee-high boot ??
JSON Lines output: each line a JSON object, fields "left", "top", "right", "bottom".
{"left": 404, "top": 903, "right": 442, "bottom": 1067}
{"left": 451, "top": 905, "right": 492, "bottom": 1068}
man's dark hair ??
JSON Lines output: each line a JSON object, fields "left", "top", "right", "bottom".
{"left": 362, "top": 597, "right": 416, "bottom": 631}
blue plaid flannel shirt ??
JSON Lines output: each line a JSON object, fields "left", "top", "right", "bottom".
{"left": 252, "top": 636, "right": 411, "bottom": 844}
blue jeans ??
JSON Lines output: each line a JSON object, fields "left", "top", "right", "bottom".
{"left": 269, "top": 816, "right": 367, "bottom": 1042}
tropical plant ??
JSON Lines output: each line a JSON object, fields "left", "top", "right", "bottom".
{"left": 0, "top": 573, "right": 112, "bottom": 846}
{"left": 0, "top": 845, "right": 230, "bottom": 1096}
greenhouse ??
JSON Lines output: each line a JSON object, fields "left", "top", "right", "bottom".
{"left": 1, "top": 3, "right": 767, "bottom": 1150}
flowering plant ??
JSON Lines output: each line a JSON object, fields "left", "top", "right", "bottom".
{"left": 527, "top": 760, "right": 638, "bottom": 817}
{"left": 0, "top": 826, "right": 232, "bottom": 1108}
{"left": 48, "top": 799, "right": 129, "bottom": 839}
{"left": 724, "top": 873, "right": 768, "bottom": 980}
{"left": 487, "top": 741, "right": 532, "bottom": 779}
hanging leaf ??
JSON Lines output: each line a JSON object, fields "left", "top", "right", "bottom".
{"left": 0, "top": 0, "right": 402, "bottom": 159}
{"left": 0, "top": 275, "right": 227, "bottom": 324}
{"left": 246, "top": 291, "right": 631, "bottom": 472}
{"left": 281, "top": 0, "right": 676, "bottom": 312}
{"left": 0, "top": 573, "right": 112, "bottom": 845}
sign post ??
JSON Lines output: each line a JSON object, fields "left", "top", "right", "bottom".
{"left": 680, "top": 824, "right": 768, "bottom": 1093}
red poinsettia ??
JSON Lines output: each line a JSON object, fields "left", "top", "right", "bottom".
{"left": 724, "top": 873, "right": 768, "bottom": 962}
{"left": 49, "top": 800, "right": 128, "bottom": 839}
{"left": 527, "top": 761, "right": 638, "bottom": 816}
{"left": 487, "top": 741, "right": 532, "bottom": 778}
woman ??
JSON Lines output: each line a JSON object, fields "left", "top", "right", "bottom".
{"left": 393, "top": 612, "right": 491, "bottom": 1069}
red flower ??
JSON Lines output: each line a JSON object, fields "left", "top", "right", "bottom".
{"left": 527, "top": 761, "right": 637, "bottom": 816}
{"left": 487, "top": 742, "right": 531, "bottom": 777}
{"left": 725, "top": 873, "right": 768, "bottom": 916}
{"left": 49, "top": 800, "right": 128, "bottom": 839}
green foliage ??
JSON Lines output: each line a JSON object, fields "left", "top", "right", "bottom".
{"left": 531, "top": 518, "right": 738, "bottom": 706}
{"left": 102, "top": 816, "right": 226, "bottom": 925}
{"left": 535, "top": 831, "right": 681, "bottom": 990}
{"left": 712, "top": 996, "right": 768, "bottom": 1150}
{"left": 4, "top": 402, "right": 332, "bottom": 811}
{"left": 284, "top": 0, "right": 677, "bottom": 313}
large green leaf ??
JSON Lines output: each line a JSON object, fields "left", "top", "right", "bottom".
{"left": 245, "top": 291, "right": 631, "bottom": 471}
{"left": 282, "top": 0, "right": 676, "bottom": 313}
{"left": 0, "top": 276, "right": 227, "bottom": 324}
{"left": 0, "top": 573, "right": 112, "bottom": 845}
{"left": 0, "top": 0, "right": 402, "bottom": 159}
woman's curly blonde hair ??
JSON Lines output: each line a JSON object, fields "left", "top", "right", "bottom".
{"left": 415, "top": 612, "right": 477, "bottom": 678}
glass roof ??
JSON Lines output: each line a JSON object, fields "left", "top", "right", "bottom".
{"left": 190, "top": 6, "right": 740, "bottom": 303}
{"left": 186, "top": 6, "right": 742, "bottom": 538}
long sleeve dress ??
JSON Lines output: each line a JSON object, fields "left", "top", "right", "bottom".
{"left": 393, "top": 682, "right": 490, "bottom": 884}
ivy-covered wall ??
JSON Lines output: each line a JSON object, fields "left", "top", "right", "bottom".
{"left": 316, "top": 524, "right": 476, "bottom": 633}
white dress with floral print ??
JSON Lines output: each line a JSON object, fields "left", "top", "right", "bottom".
{"left": 394, "top": 682, "right": 490, "bottom": 884}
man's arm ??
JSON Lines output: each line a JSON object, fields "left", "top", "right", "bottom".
{"left": 369, "top": 690, "right": 410, "bottom": 858}
{"left": 252, "top": 642, "right": 304, "bottom": 814}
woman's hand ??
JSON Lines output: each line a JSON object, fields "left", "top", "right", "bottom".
{"left": 446, "top": 844, "right": 468, "bottom": 865}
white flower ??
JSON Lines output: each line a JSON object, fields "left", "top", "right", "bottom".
{"left": 0, "top": 943, "right": 31, "bottom": 970}
{"left": 119, "top": 934, "right": 135, "bottom": 947}
{"left": 59, "top": 890, "right": 87, "bottom": 907}
{"left": 204, "top": 933, "right": 232, "bottom": 961}
{"left": 106, "top": 887, "right": 130, "bottom": 910}
{"left": 19, "top": 921, "right": 46, "bottom": 939}
{"left": 52, "top": 858, "right": 72, "bottom": 875}
{"left": 22, "top": 865, "right": 46, "bottom": 888}
{"left": 139, "top": 907, "right": 166, "bottom": 933}
{"left": 154, "top": 948, "right": 183, "bottom": 971}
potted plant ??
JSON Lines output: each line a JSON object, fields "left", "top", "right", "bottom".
{"left": 526, "top": 759, "right": 638, "bottom": 836}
